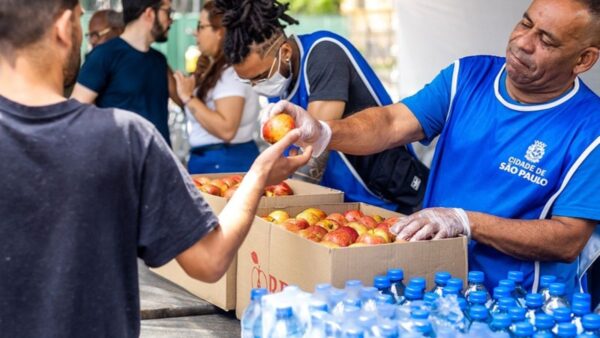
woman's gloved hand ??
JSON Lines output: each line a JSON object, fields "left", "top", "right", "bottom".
{"left": 390, "top": 207, "right": 471, "bottom": 242}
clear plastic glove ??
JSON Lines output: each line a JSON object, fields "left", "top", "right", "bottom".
{"left": 390, "top": 207, "right": 471, "bottom": 242}
{"left": 259, "top": 100, "right": 331, "bottom": 157}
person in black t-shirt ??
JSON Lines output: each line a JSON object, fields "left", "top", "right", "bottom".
{"left": 0, "top": 1, "right": 311, "bottom": 337}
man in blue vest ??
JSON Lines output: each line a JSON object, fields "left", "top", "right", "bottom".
{"left": 263, "top": 0, "right": 600, "bottom": 296}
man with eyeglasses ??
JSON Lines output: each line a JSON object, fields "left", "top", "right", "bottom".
{"left": 72, "top": 0, "right": 182, "bottom": 146}
{"left": 86, "top": 9, "right": 124, "bottom": 49}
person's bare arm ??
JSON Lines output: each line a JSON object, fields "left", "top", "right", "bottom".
{"left": 175, "top": 131, "right": 312, "bottom": 282}
{"left": 306, "top": 100, "right": 345, "bottom": 121}
{"left": 469, "top": 212, "right": 596, "bottom": 262}
{"left": 328, "top": 102, "right": 425, "bottom": 155}
{"left": 70, "top": 83, "right": 98, "bottom": 103}
{"left": 186, "top": 96, "right": 245, "bottom": 143}
{"left": 168, "top": 67, "right": 184, "bottom": 108}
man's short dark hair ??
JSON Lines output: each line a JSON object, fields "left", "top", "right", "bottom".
{"left": 0, "top": 0, "right": 78, "bottom": 51}
{"left": 122, "top": 0, "right": 162, "bottom": 25}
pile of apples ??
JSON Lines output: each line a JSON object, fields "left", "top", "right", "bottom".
{"left": 192, "top": 175, "right": 294, "bottom": 198}
{"left": 262, "top": 207, "right": 401, "bottom": 248}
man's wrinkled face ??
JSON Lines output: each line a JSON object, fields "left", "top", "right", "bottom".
{"left": 505, "top": 0, "right": 593, "bottom": 91}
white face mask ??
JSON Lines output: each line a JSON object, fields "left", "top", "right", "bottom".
{"left": 253, "top": 47, "right": 292, "bottom": 98}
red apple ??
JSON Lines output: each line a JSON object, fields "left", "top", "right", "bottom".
{"left": 315, "top": 219, "right": 340, "bottom": 232}
{"left": 383, "top": 216, "right": 400, "bottom": 227}
{"left": 296, "top": 211, "right": 321, "bottom": 226}
{"left": 372, "top": 214, "right": 385, "bottom": 223}
{"left": 344, "top": 209, "right": 364, "bottom": 222}
{"left": 282, "top": 218, "right": 310, "bottom": 233}
{"left": 193, "top": 176, "right": 211, "bottom": 186}
{"left": 375, "top": 223, "right": 395, "bottom": 242}
{"left": 298, "top": 225, "right": 328, "bottom": 242}
{"left": 345, "top": 221, "right": 368, "bottom": 236}
{"left": 210, "top": 179, "right": 229, "bottom": 195}
{"left": 271, "top": 182, "right": 293, "bottom": 196}
{"left": 199, "top": 183, "right": 222, "bottom": 196}
{"left": 358, "top": 216, "right": 378, "bottom": 229}
{"left": 356, "top": 231, "right": 388, "bottom": 245}
{"left": 268, "top": 210, "right": 290, "bottom": 224}
{"left": 335, "top": 225, "right": 359, "bottom": 243}
{"left": 301, "top": 207, "right": 327, "bottom": 220}
{"left": 221, "top": 177, "right": 238, "bottom": 188}
{"left": 322, "top": 229, "right": 352, "bottom": 247}
{"left": 262, "top": 215, "right": 274, "bottom": 222}
{"left": 262, "top": 113, "right": 296, "bottom": 144}
{"left": 326, "top": 213, "right": 347, "bottom": 225}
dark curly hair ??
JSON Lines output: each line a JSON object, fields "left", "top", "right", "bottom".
{"left": 194, "top": 1, "right": 228, "bottom": 100}
{"left": 214, "top": 0, "right": 298, "bottom": 64}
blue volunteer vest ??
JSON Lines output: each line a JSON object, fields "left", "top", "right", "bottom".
{"left": 270, "top": 31, "right": 400, "bottom": 210}
{"left": 420, "top": 56, "right": 600, "bottom": 295}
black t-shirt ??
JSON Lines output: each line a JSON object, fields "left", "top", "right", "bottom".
{"left": 0, "top": 95, "right": 218, "bottom": 337}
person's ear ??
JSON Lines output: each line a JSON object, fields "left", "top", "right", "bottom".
{"left": 142, "top": 7, "right": 156, "bottom": 24}
{"left": 574, "top": 47, "right": 599, "bottom": 75}
{"left": 280, "top": 41, "right": 293, "bottom": 63}
{"left": 54, "top": 9, "right": 74, "bottom": 50}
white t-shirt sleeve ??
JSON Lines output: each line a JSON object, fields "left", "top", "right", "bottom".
{"left": 212, "top": 67, "right": 247, "bottom": 100}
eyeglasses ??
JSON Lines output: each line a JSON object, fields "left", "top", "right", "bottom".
{"left": 235, "top": 35, "right": 286, "bottom": 86}
{"left": 85, "top": 27, "right": 112, "bottom": 41}
{"left": 196, "top": 23, "right": 213, "bottom": 31}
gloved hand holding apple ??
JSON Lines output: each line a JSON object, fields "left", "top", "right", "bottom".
{"left": 389, "top": 207, "right": 471, "bottom": 242}
{"left": 260, "top": 100, "right": 331, "bottom": 157}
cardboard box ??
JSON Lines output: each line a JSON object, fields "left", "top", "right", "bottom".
{"left": 192, "top": 172, "right": 344, "bottom": 209}
{"left": 151, "top": 174, "right": 343, "bottom": 311}
{"left": 235, "top": 203, "right": 468, "bottom": 318}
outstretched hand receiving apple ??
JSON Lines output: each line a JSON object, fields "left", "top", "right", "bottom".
{"left": 259, "top": 100, "right": 332, "bottom": 157}
{"left": 389, "top": 207, "right": 471, "bottom": 242}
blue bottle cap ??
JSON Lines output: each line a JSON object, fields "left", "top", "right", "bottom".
{"left": 442, "top": 286, "right": 460, "bottom": 296}
{"left": 387, "top": 268, "right": 404, "bottom": 282}
{"left": 328, "top": 289, "right": 347, "bottom": 304}
{"left": 571, "top": 301, "right": 590, "bottom": 316}
{"left": 549, "top": 282, "right": 566, "bottom": 296}
{"left": 553, "top": 307, "right": 572, "bottom": 322}
{"left": 315, "top": 283, "right": 332, "bottom": 293}
{"left": 344, "top": 297, "right": 361, "bottom": 308}
{"left": 378, "top": 322, "right": 399, "bottom": 337}
{"left": 411, "top": 309, "right": 430, "bottom": 320}
{"left": 498, "top": 279, "right": 516, "bottom": 292}
{"left": 556, "top": 322, "right": 577, "bottom": 337}
{"left": 344, "top": 305, "right": 361, "bottom": 317}
{"left": 491, "top": 313, "right": 511, "bottom": 328}
{"left": 275, "top": 306, "right": 293, "bottom": 318}
{"left": 535, "top": 313, "right": 555, "bottom": 330}
{"left": 457, "top": 297, "right": 468, "bottom": 311}
{"left": 360, "top": 286, "right": 377, "bottom": 300}
{"left": 540, "top": 275, "right": 557, "bottom": 288}
{"left": 358, "top": 314, "right": 376, "bottom": 328}
{"left": 447, "top": 278, "right": 464, "bottom": 291}
{"left": 525, "top": 293, "right": 543, "bottom": 308}
{"left": 470, "top": 305, "right": 489, "bottom": 321}
{"left": 345, "top": 279, "right": 362, "bottom": 288}
{"left": 309, "top": 300, "right": 328, "bottom": 312}
{"left": 343, "top": 326, "right": 365, "bottom": 338}
{"left": 408, "top": 277, "right": 426, "bottom": 291}
{"left": 498, "top": 297, "right": 516, "bottom": 310}
{"left": 404, "top": 285, "right": 423, "bottom": 300}
{"left": 468, "top": 270, "right": 485, "bottom": 283}
{"left": 424, "top": 292, "right": 439, "bottom": 304}
{"left": 582, "top": 313, "right": 600, "bottom": 330}
{"left": 376, "top": 293, "right": 395, "bottom": 304}
{"left": 572, "top": 292, "right": 591, "bottom": 305}
{"left": 509, "top": 307, "right": 527, "bottom": 322}
{"left": 469, "top": 290, "right": 488, "bottom": 304}
{"left": 250, "top": 288, "right": 268, "bottom": 300}
{"left": 493, "top": 286, "right": 511, "bottom": 300}
{"left": 374, "top": 275, "right": 391, "bottom": 289}
{"left": 513, "top": 321, "right": 534, "bottom": 336}
{"left": 508, "top": 271, "right": 524, "bottom": 283}
{"left": 434, "top": 271, "right": 451, "bottom": 284}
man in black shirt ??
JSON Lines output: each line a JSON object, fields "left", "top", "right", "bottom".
{"left": 0, "top": 1, "right": 310, "bottom": 337}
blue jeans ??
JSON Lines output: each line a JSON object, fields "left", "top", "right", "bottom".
{"left": 187, "top": 141, "right": 259, "bottom": 174}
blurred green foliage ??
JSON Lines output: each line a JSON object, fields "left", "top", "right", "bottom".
{"left": 284, "top": 0, "right": 341, "bottom": 15}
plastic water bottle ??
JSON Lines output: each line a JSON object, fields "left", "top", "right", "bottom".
{"left": 377, "top": 321, "right": 400, "bottom": 338}
{"left": 408, "top": 277, "right": 427, "bottom": 293}
{"left": 357, "top": 313, "right": 377, "bottom": 337}
{"left": 509, "top": 307, "right": 528, "bottom": 334}
{"left": 542, "top": 283, "right": 571, "bottom": 315}
{"left": 512, "top": 321, "right": 535, "bottom": 337}
{"left": 532, "top": 332, "right": 554, "bottom": 338}
{"left": 376, "top": 293, "right": 395, "bottom": 305}
{"left": 468, "top": 305, "right": 492, "bottom": 335}
{"left": 410, "top": 309, "right": 435, "bottom": 337}
{"left": 552, "top": 307, "right": 573, "bottom": 334}
{"left": 305, "top": 311, "right": 327, "bottom": 338}
{"left": 345, "top": 280, "right": 363, "bottom": 299}
{"left": 268, "top": 306, "right": 304, "bottom": 338}
{"left": 489, "top": 287, "right": 511, "bottom": 313}
{"left": 572, "top": 301, "right": 591, "bottom": 334}
{"left": 581, "top": 313, "right": 600, "bottom": 337}
{"left": 329, "top": 289, "right": 348, "bottom": 319}
{"left": 572, "top": 293, "right": 592, "bottom": 309}
{"left": 377, "top": 303, "right": 396, "bottom": 320}
{"left": 423, "top": 292, "right": 439, "bottom": 312}
{"left": 314, "top": 283, "right": 333, "bottom": 306}
{"left": 555, "top": 322, "right": 578, "bottom": 338}
{"left": 396, "top": 286, "right": 423, "bottom": 321}
{"left": 374, "top": 275, "right": 394, "bottom": 299}
{"left": 341, "top": 326, "right": 365, "bottom": 338}
{"left": 493, "top": 298, "right": 518, "bottom": 316}
{"left": 508, "top": 271, "right": 528, "bottom": 307}
{"left": 489, "top": 313, "right": 512, "bottom": 337}
{"left": 387, "top": 268, "right": 406, "bottom": 303}
{"left": 242, "top": 288, "right": 268, "bottom": 338}
{"left": 446, "top": 278, "right": 465, "bottom": 298}
{"left": 430, "top": 271, "right": 451, "bottom": 297}
{"left": 498, "top": 279, "right": 519, "bottom": 304}
{"left": 534, "top": 313, "right": 555, "bottom": 336}
{"left": 538, "top": 275, "right": 557, "bottom": 303}
{"left": 469, "top": 290, "right": 489, "bottom": 307}
{"left": 524, "top": 293, "right": 544, "bottom": 326}
{"left": 464, "top": 270, "right": 490, "bottom": 301}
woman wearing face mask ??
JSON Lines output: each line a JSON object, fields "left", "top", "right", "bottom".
{"left": 214, "top": 0, "right": 429, "bottom": 213}
{"left": 173, "top": 0, "right": 260, "bottom": 174}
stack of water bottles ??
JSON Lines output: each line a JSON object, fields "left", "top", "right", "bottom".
{"left": 241, "top": 269, "right": 600, "bottom": 337}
